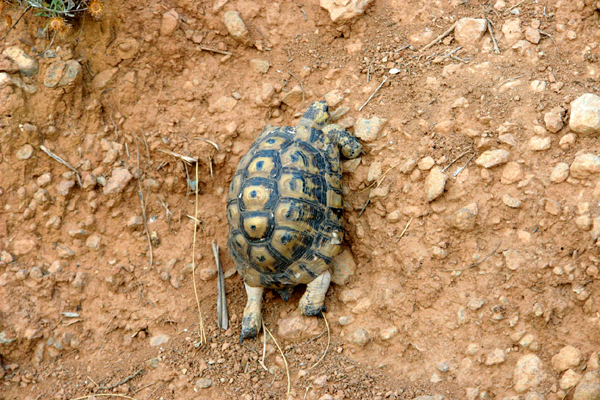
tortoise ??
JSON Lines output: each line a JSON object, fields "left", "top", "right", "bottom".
{"left": 227, "top": 101, "right": 362, "bottom": 340}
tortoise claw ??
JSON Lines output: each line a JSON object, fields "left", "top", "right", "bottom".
{"left": 301, "top": 304, "right": 327, "bottom": 318}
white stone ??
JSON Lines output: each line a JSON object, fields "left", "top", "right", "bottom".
{"left": 570, "top": 93, "right": 600, "bottom": 135}
{"left": 513, "top": 354, "right": 543, "bottom": 393}
{"left": 454, "top": 18, "right": 488, "bottom": 47}
{"left": 475, "top": 149, "right": 510, "bottom": 168}
{"left": 550, "top": 163, "right": 569, "bottom": 183}
{"left": 320, "top": 0, "right": 374, "bottom": 22}
{"left": 570, "top": 154, "right": 600, "bottom": 179}
{"left": 528, "top": 136, "right": 551, "bottom": 151}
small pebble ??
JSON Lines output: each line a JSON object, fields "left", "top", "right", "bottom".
{"left": 485, "top": 348, "right": 507, "bottom": 365}
{"left": 502, "top": 194, "right": 522, "bottom": 208}
{"left": 550, "top": 163, "right": 569, "bottom": 183}
{"left": 475, "top": 149, "right": 510, "bottom": 168}
{"left": 349, "top": 328, "right": 370, "bottom": 347}
{"left": 513, "top": 354, "right": 543, "bottom": 393}
{"left": 552, "top": 345, "right": 582, "bottom": 372}
{"left": 16, "top": 144, "right": 34, "bottom": 160}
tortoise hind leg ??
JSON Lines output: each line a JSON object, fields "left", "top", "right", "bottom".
{"left": 240, "top": 283, "right": 264, "bottom": 342}
{"left": 299, "top": 270, "right": 331, "bottom": 317}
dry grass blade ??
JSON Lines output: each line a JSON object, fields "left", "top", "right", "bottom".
{"left": 396, "top": 217, "right": 413, "bottom": 242}
{"left": 39, "top": 145, "right": 82, "bottom": 187}
{"left": 359, "top": 76, "right": 388, "bottom": 111}
{"left": 308, "top": 312, "right": 330, "bottom": 370}
{"left": 157, "top": 149, "right": 198, "bottom": 164}
{"left": 70, "top": 394, "right": 139, "bottom": 400}
{"left": 97, "top": 369, "right": 143, "bottom": 390}
{"left": 213, "top": 242, "right": 229, "bottom": 331}
{"left": 486, "top": 19, "right": 501, "bottom": 54}
{"left": 194, "top": 137, "right": 220, "bottom": 151}
{"left": 442, "top": 150, "right": 472, "bottom": 173}
{"left": 358, "top": 161, "right": 401, "bottom": 194}
{"left": 192, "top": 161, "right": 207, "bottom": 346}
{"left": 420, "top": 22, "right": 457, "bottom": 51}
{"left": 444, "top": 240, "right": 502, "bottom": 272}
{"left": 259, "top": 330, "right": 268, "bottom": 371}
{"left": 453, "top": 153, "right": 475, "bottom": 178}
{"left": 263, "top": 321, "right": 291, "bottom": 398}
{"left": 200, "top": 46, "right": 232, "bottom": 56}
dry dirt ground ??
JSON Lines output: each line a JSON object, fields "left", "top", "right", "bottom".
{"left": 1, "top": 0, "right": 600, "bottom": 399}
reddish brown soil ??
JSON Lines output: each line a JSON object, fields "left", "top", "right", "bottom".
{"left": 1, "top": 1, "right": 600, "bottom": 399}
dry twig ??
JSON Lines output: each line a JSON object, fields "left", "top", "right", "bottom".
{"left": 97, "top": 369, "right": 143, "bottom": 391}
{"left": 39, "top": 145, "right": 82, "bottom": 187}
{"left": 308, "top": 313, "right": 330, "bottom": 370}
{"left": 358, "top": 161, "right": 401, "bottom": 194}
{"left": 486, "top": 19, "right": 501, "bottom": 54}
{"left": 539, "top": 30, "right": 561, "bottom": 58}
{"left": 191, "top": 161, "right": 207, "bottom": 346}
{"left": 453, "top": 153, "right": 475, "bottom": 177}
{"left": 395, "top": 217, "right": 413, "bottom": 242}
{"left": 194, "top": 137, "right": 220, "bottom": 151}
{"left": 357, "top": 199, "right": 370, "bottom": 218}
{"left": 263, "top": 322, "right": 291, "bottom": 399}
{"left": 444, "top": 240, "right": 502, "bottom": 272}
{"left": 359, "top": 76, "right": 388, "bottom": 111}
{"left": 442, "top": 150, "right": 472, "bottom": 173}
{"left": 157, "top": 149, "right": 197, "bottom": 164}
{"left": 213, "top": 242, "right": 229, "bottom": 331}
{"left": 200, "top": 47, "right": 232, "bottom": 56}
{"left": 420, "top": 22, "right": 457, "bottom": 51}
{"left": 0, "top": 6, "right": 31, "bottom": 41}
{"left": 71, "top": 394, "right": 139, "bottom": 400}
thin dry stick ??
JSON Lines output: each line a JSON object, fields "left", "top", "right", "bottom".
{"left": 308, "top": 313, "right": 330, "bottom": 370}
{"left": 357, "top": 199, "right": 370, "bottom": 218}
{"left": 132, "top": 381, "right": 157, "bottom": 395}
{"left": 157, "top": 149, "right": 197, "bottom": 164}
{"left": 497, "top": 74, "right": 525, "bottom": 88}
{"left": 287, "top": 71, "right": 306, "bottom": 110}
{"left": 70, "top": 394, "right": 139, "bottom": 400}
{"left": 134, "top": 140, "right": 153, "bottom": 268}
{"left": 139, "top": 130, "right": 151, "bottom": 163}
{"left": 443, "top": 46, "right": 462, "bottom": 58}
{"left": 508, "top": 0, "right": 526, "bottom": 10}
{"left": 539, "top": 30, "right": 561, "bottom": 58}
{"left": 486, "top": 19, "right": 501, "bottom": 54}
{"left": 194, "top": 137, "right": 220, "bottom": 151}
{"left": 200, "top": 46, "right": 232, "bottom": 56}
{"left": 442, "top": 150, "right": 472, "bottom": 173}
{"left": 97, "top": 369, "right": 143, "bottom": 390}
{"left": 258, "top": 330, "right": 268, "bottom": 371}
{"left": 39, "top": 145, "right": 83, "bottom": 187}
{"left": 213, "top": 242, "right": 229, "bottom": 331}
{"left": 263, "top": 322, "right": 291, "bottom": 399}
{"left": 453, "top": 153, "right": 475, "bottom": 177}
{"left": 191, "top": 161, "right": 207, "bottom": 346}
{"left": 0, "top": 6, "right": 31, "bottom": 41}
{"left": 396, "top": 217, "right": 413, "bottom": 241}
{"left": 359, "top": 76, "right": 388, "bottom": 111}
{"left": 358, "top": 160, "right": 400, "bottom": 194}
{"left": 444, "top": 240, "right": 502, "bottom": 272}
{"left": 420, "top": 22, "right": 457, "bottom": 51}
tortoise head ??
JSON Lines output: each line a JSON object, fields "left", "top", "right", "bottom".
{"left": 297, "top": 101, "right": 330, "bottom": 129}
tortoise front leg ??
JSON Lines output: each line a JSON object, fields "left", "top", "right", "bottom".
{"left": 241, "top": 283, "right": 264, "bottom": 341}
{"left": 299, "top": 270, "right": 331, "bottom": 317}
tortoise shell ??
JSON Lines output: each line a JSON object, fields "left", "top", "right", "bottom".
{"left": 227, "top": 101, "right": 361, "bottom": 289}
